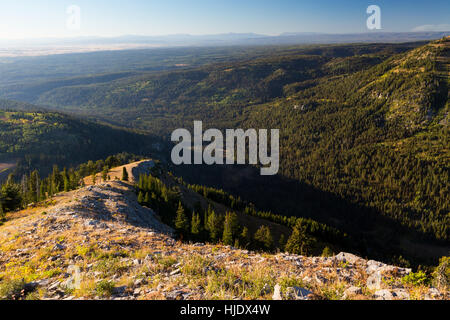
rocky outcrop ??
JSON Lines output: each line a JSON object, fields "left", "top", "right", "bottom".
{"left": 49, "top": 181, "right": 173, "bottom": 235}
{"left": 131, "top": 160, "right": 156, "bottom": 180}
{"left": 0, "top": 182, "right": 447, "bottom": 301}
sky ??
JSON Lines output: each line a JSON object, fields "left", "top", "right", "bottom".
{"left": 0, "top": 0, "right": 449, "bottom": 39}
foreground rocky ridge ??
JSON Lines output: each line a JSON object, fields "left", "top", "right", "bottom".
{"left": 0, "top": 170, "right": 447, "bottom": 300}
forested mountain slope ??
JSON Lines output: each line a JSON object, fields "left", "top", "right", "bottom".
{"left": 243, "top": 37, "right": 449, "bottom": 242}
{"left": 1, "top": 42, "right": 426, "bottom": 134}
{"left": 167, "top": 38, "right": 449, "bottom": 266}
{"left": 0, "top": 102, "right": 158, "bottom": 176}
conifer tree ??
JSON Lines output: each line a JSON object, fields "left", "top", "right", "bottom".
{"left": 223, "top": 224, "right": 233, "bottom": 246}
{"left": 0, "top": 203, "right": 4, "bottom": 221}
{"left": 206, "top": 210, "right": 222, "bottom": 241}
{"left": 279, "top": 234, "right": 286, "bottom": 251}
{"left": 138, "top": 191, "right": 144, "bottom": 203}
{"left": 241, "top": 227, "right": 250, "bottom": 248}
{"left": 254, "top": 226, "right": 273, "bottom": 251}
{"left": 64, "top": 175, "right": 69, "bottom": 192}
{"left": 122, "top": 167, "right": 129, "bottom": 181}
{"left": 175, "top": 202, "right": 189, "bottom": 236}
{"left": 0, "top": 182, "right": 22, "bottom": 212}
{"left": 223, "top": 212, "right": 239, "bottom": 245}
{"left": 102, "top": 166, "right": 109, "bottom": 182}
{"left": 138, "top": 174, "right": 144, "bottom": 189}
{"left": 204, "top": 205, "right": 213, "bottom": 231}
{"left": 285, "top": 221, "right": 315, "bottom": 256}
{"left": 191, "top": 212, "right": 202, "bottom": 237}
{"left": 321, "top": 246, "right": 333, "bottom": 257}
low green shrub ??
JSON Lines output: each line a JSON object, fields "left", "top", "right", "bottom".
{"left": 401, "top": 271, "right": 430, "bottom": 286}
{"left": 0, "top": 279, "right": 28, "bottom": 300}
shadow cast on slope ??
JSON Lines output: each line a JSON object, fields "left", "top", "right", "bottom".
{"left": 170, "top": 163, "right": 448, "bottom": 265}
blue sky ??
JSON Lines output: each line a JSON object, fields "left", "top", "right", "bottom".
{"left": 0, "top": 0, "right": 449, "bottom": 39}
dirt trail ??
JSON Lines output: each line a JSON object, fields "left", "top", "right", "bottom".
{"left": 83, "top": 159, "right": 154, "bottom": 186}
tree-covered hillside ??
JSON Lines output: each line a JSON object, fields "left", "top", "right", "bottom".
{"left": 168, "top": 38, "right": 448, "bottom": 264}
{"left": 0, "top": 103, "right": 158, "bottom": 176}
{"left": 0, "top": 42, "right": 425, "bottom": 135}
{"left": 242, "top": 37, "right": 449, "bottom": 243}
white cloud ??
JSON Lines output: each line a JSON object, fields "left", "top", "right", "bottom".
{"left": 412, "top": 24, "right": 450, "bottom": 32}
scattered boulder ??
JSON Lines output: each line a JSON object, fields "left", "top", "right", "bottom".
{"left": 334, "top": 252, "right": 363, "bottom": 265}
{"left": 366, "top": 271, "right": 383, "bottom": 290}
{"left": 112, "top": 286, "right": 127, "bottom": 296}
{"left": 260, "top": 284, "right": 271, "bottom": 296}
{"left": 374, "top": 289, "right": 394, "bottom": 300}
{"left": 286, "top": 287, "right": 312, "bottom": 300}
{"left": 272, "top": 284, "right": 312, "bottom": 300}
{"left": 133, "top": 288, "right": 141, "bottom": 296}
{"left": 374, "top": 288, "right": 410, "bottom": 300}
{"left": 25, "top": 279, "right": 51, "bottom": 291}
{"left": 48, "top": 281, "right": 61, "bottom": 292}
{"left": 52, "top": 243, "right": 66, "bottom": 251}
{"left": 366, "top": 260, "right": 386, "bottom": 274}
{"left": 165, "top": 290, "right": 186, "bottom": 300}
{"left": 342, "top": 286, "right": 363, "bottom": 299}
{"left": 392, "top": 289, "right": 410, "bottom": 300}
{"left": 134, "top": 278, "right": 147, "bottom": 287}
{"left": 425, "top": 288, "right": 443, "bottom": 300}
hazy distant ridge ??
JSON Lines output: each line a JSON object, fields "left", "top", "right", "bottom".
{"left": 1, "top": 31, "right": 449, "bottom": 47}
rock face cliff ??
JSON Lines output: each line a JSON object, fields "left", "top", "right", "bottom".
{"left": 0, "top": 163, "right": 447, "bottom": 300}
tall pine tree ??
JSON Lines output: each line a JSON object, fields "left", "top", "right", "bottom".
{"left": 122, "top": 167, "right": 129, "bottom": 181}
{"left": 223, "top": 212, "right": 239, "bottom": 246}
{"left": 191, "top": 212, "right": 202, "bottom": 238}
{"left": 175, "top": 202, "right": 189, "bottom": 237}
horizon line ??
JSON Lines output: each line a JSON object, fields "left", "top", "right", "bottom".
{"left": 1, "top": 30, "right": 449, "bottom": 42}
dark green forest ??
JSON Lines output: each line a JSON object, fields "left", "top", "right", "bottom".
{"left": 0, "top": 106, "right": 159, "bottom": 176}
{"left": 242, "top": 38, "right": 449, "bottom": 242}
